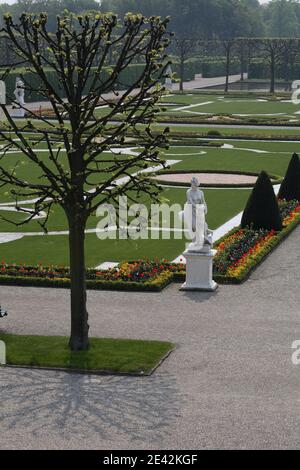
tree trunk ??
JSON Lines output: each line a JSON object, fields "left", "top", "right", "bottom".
{"left": 270, "top": 53, "right": 275, "bottom": 94}
{"left": 67, "top": 211, "right": 89, "bottom": 351}
{"left": 240, "top": 44, "right": 244, "bottom": 82}
{"left": 225, "top": 48, "right": 230, "bottom": 93}
{"left": 180, "top": 57, "right": 184, "bottom": 92}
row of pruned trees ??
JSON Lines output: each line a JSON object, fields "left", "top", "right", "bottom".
{"left": 2, "top": 27, "right": 300, "bottom": 95}
{"left": 174, "top": 37, "right": 300, "bottom": 93}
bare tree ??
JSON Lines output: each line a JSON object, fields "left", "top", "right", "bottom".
{"left": 0, "top": 12, "right": 171, "bottom": 350}
{"left": 205, "top": 39, "right": 236, "bottom": 93}
{"left": 281, "top": 38, "right": 300, "bottom": 87}
{"left": 221, "top": 39, "right": 236, "bottom": 93}
{"left": 248, "top": 38, "right": 295, "bottom": 93}
{"left": 173, "top": 38, "right": 197, "bottom": 91}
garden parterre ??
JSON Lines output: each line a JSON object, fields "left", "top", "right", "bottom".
{"left": 1, "top": 199, "right": 299, "bottom": 290}
{"left": 1, "top": 91, "right": 300, "bottom": 268}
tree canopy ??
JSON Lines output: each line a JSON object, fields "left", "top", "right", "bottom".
{"left": 2, "top": 1, "right": 300, "bottom": 39}
{"left": 0, "top": 11, "right": 171, "bottom": 350}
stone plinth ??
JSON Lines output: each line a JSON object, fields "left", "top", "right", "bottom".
{"left": 11, "top": 108, "right": 25, "bottom": 118}
{"left": 0, "top": 340, "right": 6, "bottom": 365}
{"left": 181, "top": 249, "right": 218, "bottom": 292}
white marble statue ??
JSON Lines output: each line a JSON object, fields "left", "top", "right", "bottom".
{"left": 165, "top": 65, "right": 173, "bottom": 91}
{"left": 13, "top": 77, "right": 25, "bottom": 118}
{"left": 180, "top": 178, "right": 217, "bottom": 292}
{"left": 180, "top": 177, "right": 213, "bottom": 252}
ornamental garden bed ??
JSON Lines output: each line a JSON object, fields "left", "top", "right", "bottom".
{"left": 0, "top": 201, "right": 299, "bottom": 291}
{"left": 212, "top": 199, "right": 300, "bottom": 283}
{"left": 0, "top": 260, "right": 185, "bottom": 292}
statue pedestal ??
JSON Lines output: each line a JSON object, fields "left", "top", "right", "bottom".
{"left": 12, "top": 108, "right": 25, "bottom": 118}
{"left": 181, "top": 249, "right": 218, "bottom": 292}
{"left": 0, "top": 340, "right": 6, "bottom": 365}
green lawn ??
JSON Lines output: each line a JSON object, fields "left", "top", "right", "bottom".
{"left": 160, "top": 94, "right": 300, "bottom": 118}
{"left": 161, "top": 142, "right": 295, "bottom": 177}
{"left": 0, "top": 333, "right": 174, "bottom": 375}
{"left": 85, "top": 92, "right": 300, "bottom": 121}
{"left": 0, "top": 188, "right": 251, "bottom": 266}
{"left": 154, "top": 124, "right": 300, "bottom": 137}
{"left": 0, "top": 110, "right": 296, "bottom": 267}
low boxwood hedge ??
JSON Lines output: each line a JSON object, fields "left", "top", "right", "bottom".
{"left": 0, "top": 269, "right": 175, "bottom": 292}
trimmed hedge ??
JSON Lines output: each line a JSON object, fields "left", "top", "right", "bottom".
{"left": 248, "top": 60, "right": 300, "bottom": 81}
{"left": 278, "top": 153, "right": 300, "bottom": 202}
{"left": 241, "top": 171, "right": 283, "bottom": 231}
{"left": 0, "top": 270, "right": 174, "bottom": 292}
{"left": 155, "top": 114, "right": 300, "bottom": 127}
{"left": 2, "top": 57, "right": 203, "bottom": 103}
{"left": 201, "top": 60, "right": 240, "bottom": 78}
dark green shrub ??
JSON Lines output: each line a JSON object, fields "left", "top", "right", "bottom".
{"left": 241, "top": 171, "right": 282, "bottom": 231}
{"left": 207, "top": 130, "right": 222, "bottom": 137}
{"left": 248, "top": 60, "right": 300, "bottom": 80}
{"left": 201, "top": 60, "right": 240, "bottom": 78}
{"left": 278, "top": 153, "right": 300, "bottom": 202}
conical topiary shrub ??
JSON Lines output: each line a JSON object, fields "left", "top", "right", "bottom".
{"left": 278, "top": 153, "right": 300, "bottom": 202}
{"left": 241, "top": 171, "right": 282, "bottom": 231}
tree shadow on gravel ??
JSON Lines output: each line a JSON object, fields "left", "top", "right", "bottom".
{"left": 0, "top": 368, "right": 184, "bottom": 443}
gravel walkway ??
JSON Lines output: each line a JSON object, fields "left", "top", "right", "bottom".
{"left": 1, "top": 226, "right": 300, "bottom": 449}
{"left": 154, "top": 172, "right": 259, "bottom": 185}
{"left": 5, "top": 74, "right": 245, "bottom": 113}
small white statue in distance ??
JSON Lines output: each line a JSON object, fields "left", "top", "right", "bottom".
{"left": 165, "top": 65, "right": 173, "bottom": 91}
{"left": 13, "top": 77, "right": 25, "bottom": 118}
{"left": 180, "top": 177, "right": 213, "bottom": 252}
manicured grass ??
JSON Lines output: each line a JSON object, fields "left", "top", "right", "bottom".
{"left": 1, "top": 116, "right": 296, "bottom": 267}
{"left": 161, "top": 143, "right": 295, "bottom": 177}
{"left": 153, "top": 124, "right": 300, "bottom": 136}
{"left": 160, "top": 93, "right": 300, "bottom": 118}
{"left": 0, "top": 188, "right": 251, "bottom": 266}
{"left": 0, "top": 333, "right": 174, "bottom": 375}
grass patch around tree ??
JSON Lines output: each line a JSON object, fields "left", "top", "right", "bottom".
{"left": 0, "top": 333, "right": 174, "bottom": 375}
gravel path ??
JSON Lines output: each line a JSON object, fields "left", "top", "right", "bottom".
{"left": 1, "top": 226, "right": 300, "bottom": 449}
{"left": 154, "top": 172, "right": 259, "bottom": 185}
{"left": 5, "top": 74, "right": 245, "bottom": 113}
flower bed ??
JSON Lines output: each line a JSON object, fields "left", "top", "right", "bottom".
{"left": 213, "top": 199, "right": 300, "bottom": 283}
{"left": 0, "top": 200, "right": 299, "bottom": 291}
{"left": 0, "top": 259, "right": 185, "bottom": 292}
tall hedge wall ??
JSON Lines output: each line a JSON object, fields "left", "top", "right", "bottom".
{"left": 1, "top": 57, "right": 203, "bottom": 103}
{"left": 248, "top": 60, "right": 300, "bottom": 81}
